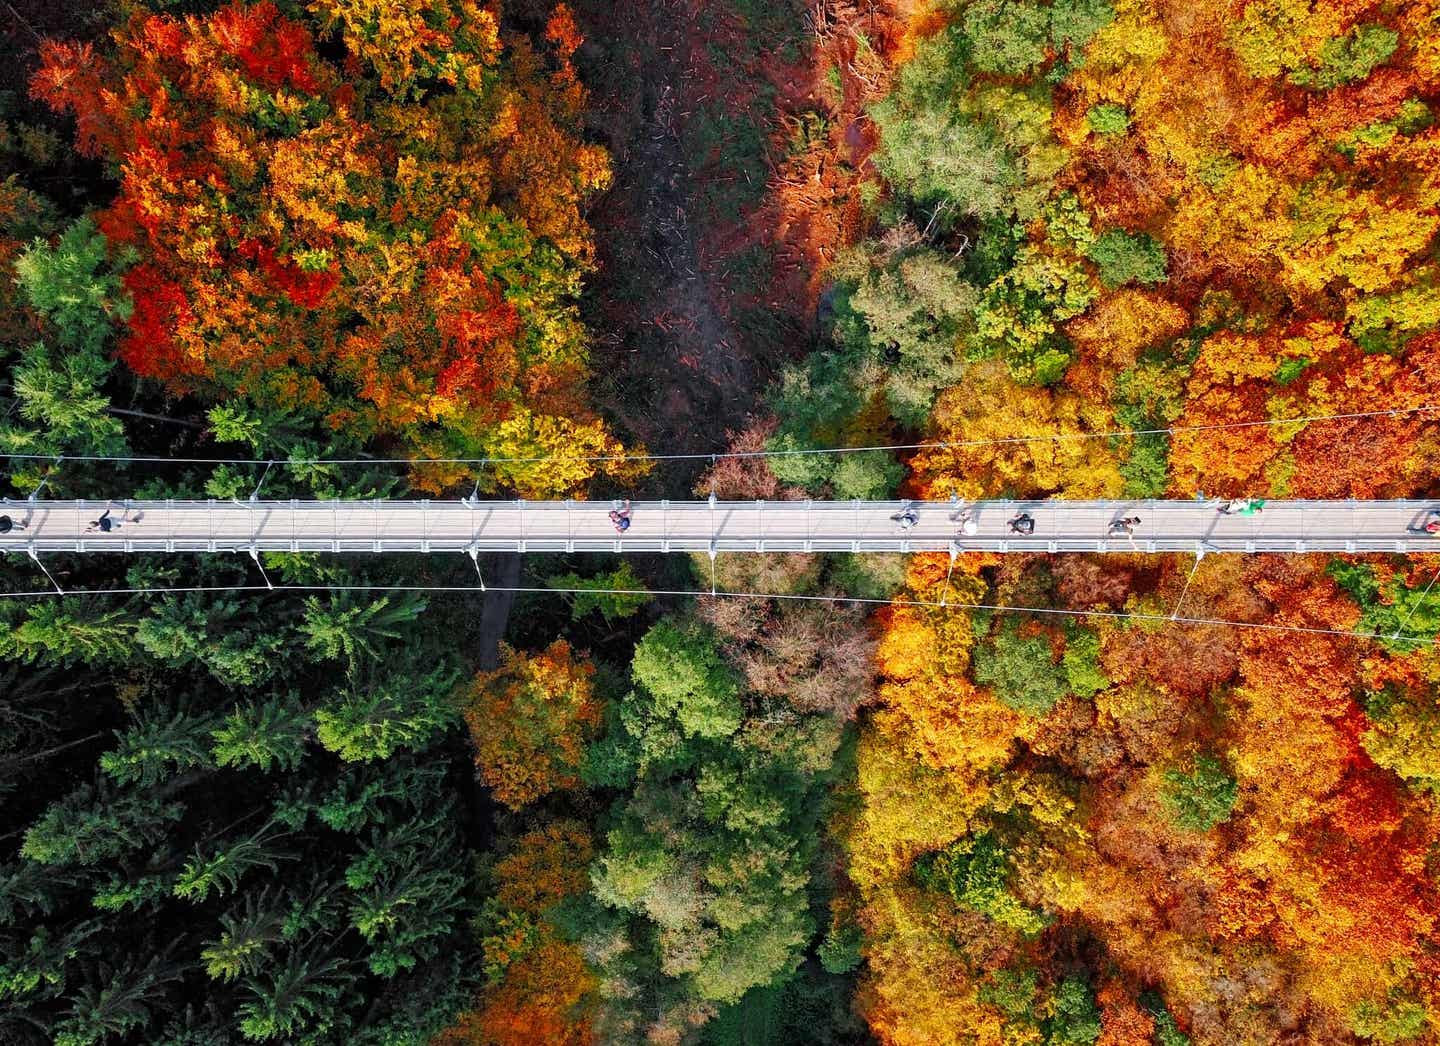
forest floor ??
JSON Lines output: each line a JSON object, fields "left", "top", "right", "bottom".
{"left": 573, "top": 0, "right": 909, "bottom": 495}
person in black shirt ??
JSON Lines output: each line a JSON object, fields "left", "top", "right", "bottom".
{"left": 891, "top": 507, "right": 919, "bottom": 531}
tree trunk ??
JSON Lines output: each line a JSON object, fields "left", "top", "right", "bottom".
{"left": 0, "top": 729, "right": 106, "bottom": 769}
{"left": 107, "top": 407, "right": 203, "bottom": 430}
{"left": 476, "top": 554, "right": 521, "bottom": 670}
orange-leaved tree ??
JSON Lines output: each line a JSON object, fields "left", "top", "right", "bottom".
{"left": 435, "top": 821, "right": 597, "bottom": 1046}
{"left": 459, "top": 639, "right": 601, "bottom": 810}
{"left": 33, "top": 0, "right": 641, "bottom": 494}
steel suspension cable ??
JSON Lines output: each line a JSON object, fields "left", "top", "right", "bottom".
{"left": 1389, "top": 561, "right": 1440, "bottom": 643}
{"left": 0, "top": 404, "right": 1433, "bottom": 469}
{"left": 0, "top": 579, "right": 1429, "bottom": 646}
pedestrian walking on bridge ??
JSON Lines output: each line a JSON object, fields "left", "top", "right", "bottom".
{"left": 609, "top": 499, "right": 632, "bottom": 534}
{"left": 1219, "top": 498, "right": 1264, "bottom": 516}
{"left": 891, "top": 506, "right": 919, "bottom": 532}
{"left": 1408, "top": 509, "right": 1440, "bottom": 536}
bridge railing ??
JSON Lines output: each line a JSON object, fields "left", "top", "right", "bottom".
{"left": 0, "top": 497, "right": 1436, "bottom": 555}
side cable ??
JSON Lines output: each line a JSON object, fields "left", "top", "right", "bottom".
{"left": 0, "top": 578, "right": 1431, "bottom": 646}
{"left": 0, "top": 405, "right": 1432, "bottom": 469}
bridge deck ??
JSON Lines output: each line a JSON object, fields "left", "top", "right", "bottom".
{"left": 0, "top": 499, "right": 1437, "bottom": 556}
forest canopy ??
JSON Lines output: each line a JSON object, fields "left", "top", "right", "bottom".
{"left": 3, "top": 0, "right": 1440, "bottom": 1045}
{"left": 31, "top": 0, "right": 636, "bottom": 495}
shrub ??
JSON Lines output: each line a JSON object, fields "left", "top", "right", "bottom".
{"left": 972, "top": 623, "right": 1066, "bottom": 715}
{"left": 1160, "top": 755, "right": 1238, "bottom": 831}
{"left": 1086, "top": 229, "right": 1167, "bottom": 287}
{"left": 1086, "top": 103, "right": 1131, "bottom": 135}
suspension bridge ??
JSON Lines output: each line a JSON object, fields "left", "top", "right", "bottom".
{"left": 1, "top": 498, "right": 1437, "bottom": 556}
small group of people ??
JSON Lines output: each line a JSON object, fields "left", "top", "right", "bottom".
{"left": 897, "top": 507, "right": 1133, "bottom": 537}
{"left": 896, "top": 505, "right": 978, "bottom": 534}
{"left": 602, "top": 497, "right": 1440, "bottom": 541}
{"left": 989, "top": 511, "right": 1144, "bottom": 537}
{"left": 899, "top": 505, "right": 1028, "bottom": 536}
{"left": 898, "top": 506, "right": 1044, "bottom": 536}
{"left": 0, "top": 504, "right": 137, "bottom": 535}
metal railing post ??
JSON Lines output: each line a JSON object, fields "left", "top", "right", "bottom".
{"left": 17, "top": 498, "right": 1436, "bottom": 564}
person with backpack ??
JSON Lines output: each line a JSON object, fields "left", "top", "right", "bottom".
{"left": 1109, "top": 516, "right": 1141, "bottom": 536}
{"left": 609, "top": 499, "right": 632, "bottom": 534}
{"left": 891, "top": 507, "right": 920, "bottom": 532}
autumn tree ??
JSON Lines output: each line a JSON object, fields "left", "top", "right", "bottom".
{"left": 438, "top": 822, "right": 597, "bottom": 1046}
{"left": 461, "top": 640, "right": 601, "bottom": 810}
{"left": 578, "top": 594, "right": 869, "bottom": 1041}
{"left": 32, "top": 0, "right": 639, "bottom": 495}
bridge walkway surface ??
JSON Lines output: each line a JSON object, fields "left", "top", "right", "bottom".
{"left": 1, "top": 499, "right": 1437, "bottom": 556}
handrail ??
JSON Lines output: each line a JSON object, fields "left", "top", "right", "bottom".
{"left": 0, "top": 498, "right": 1432, "bottom": 555}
